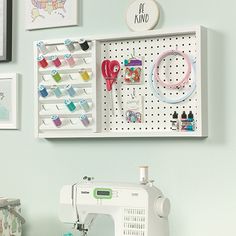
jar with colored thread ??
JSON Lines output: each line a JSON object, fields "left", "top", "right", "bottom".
{"left": 79, "top": 99, "right": 90, "bottom": 112}
{"left": 39, "top": 85, "right": 48, "bottom": 98}
{"left": 51, "top": 70, "right": 62, "bottom": 82}
{"left": 64, "top": 54, "right": 76, "bottom": 67}
{"left": 50, "top": 55, "right": 62, "bottom": 67}
{"left": 66, "top": 84, "right": 76, "bottom": 97}
{"left": 52, "top": 86, "right": 62, "bottom": 98}
{"left": 80, "top": 70, "right": 90, "bottom": 81}
{"left": 64, "top": 39, "right": 75, "bottom": 52}
{"left": 51, "top": 115, "right": 62, "bottom": 127}
{"left": 65, "top": 99, "right": 76, "bottom": 112}
{"left": 37, "top": 55, "right": 48, "bottom": 68}
{"left": 37, "top": 41, "right": 48, "bottom": 55}
{"left": 80, "top": 114, "right": 90, "bottom": 127}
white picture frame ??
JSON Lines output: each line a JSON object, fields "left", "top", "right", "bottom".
{"left": 25, "top": 0, "right": 78, "bottom": 30}
{"left": 0, "top": 73, "right": 18, "bottom": 129}
{"left": 0, "top": 0, "right": 12, "bottom": 61}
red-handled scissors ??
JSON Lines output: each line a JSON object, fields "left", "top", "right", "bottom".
{"left": 101, "top": 60, "right": 121, "bottom": 91}
{"left": 101, "top": 60, "right": 120, "bottom": 115}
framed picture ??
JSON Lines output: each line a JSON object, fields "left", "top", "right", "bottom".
{"left": 0, "top": 0, "right": 12, "bottom": 62}
{"left": 25, "top": 0, "right": 78, "bottom": 30}
{"left": 0, "top": 73, "right": 18, "bottom": 129}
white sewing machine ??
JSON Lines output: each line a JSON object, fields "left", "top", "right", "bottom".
{"left": 59, "top": 167, "right": 170, "bottom": 236}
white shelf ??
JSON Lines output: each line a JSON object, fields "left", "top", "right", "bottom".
{"left": 35, "top": 27, "right": 208, "bottom": 138}
{"left": 44, "top": 51, "right": 92, "bottom": 60}
{"left": 40, "top": 118, "right": 93, "bottom": 131}
{"left": 39, "top": 80, "right": 92, "bottom": 88}
{"left": 39, "top": 102, "right": 93, "bottom": 116}
{"left": 39, "top": 65, "right": 93, "bottom": 75}
{"left": 39, "top": 95, "right": 92, "bottom": 104}
{"left": 39, "top": 110, "right": 92, "bottom": 117}
{"left": 38, "top": 130, "right": 203, "bottom": 138}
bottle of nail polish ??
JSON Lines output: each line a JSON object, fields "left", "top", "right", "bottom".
{"left": 181, "top": 111, "right": 188, "bottom": 131}
{"left": 171, "top": 111, "right": 179, "bottom": 131}
{"left": 187, "top": 111, "right": 195, "bottom": 131}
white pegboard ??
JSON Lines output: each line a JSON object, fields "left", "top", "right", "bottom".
{"left": 34, "top": 26, "right": 208, "bottom": 138}
{"left": 100, "top": 34, "right": 198, "bottom": 133}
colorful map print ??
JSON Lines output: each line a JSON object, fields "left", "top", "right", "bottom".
{"left": 31, "top": 0, "right": 67, "bottom": 22}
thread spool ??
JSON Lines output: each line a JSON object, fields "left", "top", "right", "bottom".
{"left": 37, "top": 41, "right": 48, "bottom": 54}
{"left": 80, "top": 114, "right": 90, "bottom": 127}
{"left": 64, "top": 233, "right": 73, "bottom": 236}
{"left": 51, "top": 115, "right": 62, "bottom": 127}
{"left": 79, "top": 99, "right": 90, "bottom": 112}
{"left": 50, "top": 56, "right": 61, "bottom": 67}
{"left": 66, "top": 85, "right": 76, "bottom": 97}
{"left": 64, "top": 39, "right": 75, "bottom": 52}
{"left": 64, "top": 99, "right": 76, "bottom": 112}
{"left": 37, "top": 55, "right": 48, "bottom": 68}
{"left": 51, "top": 70, "right": 62, "bottom": 83}
{"left": 52, "top": 86, "right": 62, "bottom": 98}
{"left": 64, "top": 54, "right": 76, "bottom": 67}
{"left": 79, "top": 39, "right": 89, "bottom": 51}
{"left": 39, "top": 85, "right": 48, "bottom": 98}
{"left": 139, "top": 166, "right": 149, "bottom": 184}
{"left": 80, "top": 70, "right": 90, "bottom": 81}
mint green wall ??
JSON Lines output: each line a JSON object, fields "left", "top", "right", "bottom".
{"left": 0, "top": 0, "right": 235, "bottom": 236}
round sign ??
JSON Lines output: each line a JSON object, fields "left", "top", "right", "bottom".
{"left": 126, "top": 0, "right": 160, "bottom": 32}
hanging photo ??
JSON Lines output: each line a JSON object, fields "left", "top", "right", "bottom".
{"left": 0, "top": 74, "right": 19, "bottom": 129}
{"left": 0, "top": 0, "right": 12, "bottom": 62}
{"left": 25, "top": 0, "right": 78, "bottom": 30}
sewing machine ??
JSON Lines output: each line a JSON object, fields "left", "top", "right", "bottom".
{"left": 59, "top": 167, "right": 170, "bottom": 236}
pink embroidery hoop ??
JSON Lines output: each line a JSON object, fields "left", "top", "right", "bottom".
{"left": 154, "top": 50, "right": 191, "bottom": 89}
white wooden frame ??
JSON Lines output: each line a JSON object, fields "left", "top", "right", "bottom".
{"left": 0, "top": 73, "right": 18, "bottom": 129}
{"left": 34, "top": 26, "right": 208, "bottom": 138}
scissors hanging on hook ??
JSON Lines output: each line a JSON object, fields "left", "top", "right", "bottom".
{"left": 101, "top": 60, "right": 121, "bottom": 114}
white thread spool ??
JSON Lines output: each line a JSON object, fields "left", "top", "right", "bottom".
{"left": 139, "top": 166, "right": 149, "bottom": 184}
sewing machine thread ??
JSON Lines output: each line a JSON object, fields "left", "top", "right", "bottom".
{"left": 39, "top": 85, "right": 48, "bottom": 98}
{"left": 64, "top": 39, "right": 75, "bottom": 52}
{"left": 64, "top": 54, "right": 76, "bottom": 67}
{"left": 51, "top": 70, "right": 62, "bottom": 83}
{"left": 66, "top": 85, "right": 76, "bottom": 97}
{"left": 65, "top": 99, "right": 76, "bottom": 112}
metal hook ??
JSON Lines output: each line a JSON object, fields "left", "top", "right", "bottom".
{"left": 70, "top": 119, "right": 77, "bottom": 125}
{"left": 131, "top": 88, "right": 136, "bottom": 99}
{"left": 131, "top": 48, "right": 136, "bottom": 59}
{"left": 42, "top": 75, "right": 46, "bottom": 81}
{"left": 42, "top": 105, "right": 46, "bottom": 111}
{"left": 83, "top": 58, "right": 87, "bottom": 64}
{"left": 83, "top": 89, "right": 87, "bottom": 95}
{"left": 56, "top": 105, "right": 60, "bottom": 110}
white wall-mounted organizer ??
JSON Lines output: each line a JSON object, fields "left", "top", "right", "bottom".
{"left": 34, "top": 26, "right": 208, "bottom": 138}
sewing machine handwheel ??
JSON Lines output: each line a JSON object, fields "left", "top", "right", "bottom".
{"left": 155, "top": 197, "right": 171, "bottom": 218}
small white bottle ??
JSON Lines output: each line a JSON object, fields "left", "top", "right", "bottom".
{"left": 171, "top": 111, "right": 179, "bottom": 131}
